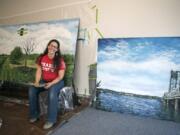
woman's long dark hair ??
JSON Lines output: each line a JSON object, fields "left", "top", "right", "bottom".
{"left": 37, "top": 39, "right": 62, "bottom": 69}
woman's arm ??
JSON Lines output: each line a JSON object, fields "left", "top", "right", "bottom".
{"left": 34, "top": 64, "right": 42, "bottom": 87}
{"left": 44, "top": 69, "right": 65, "bottom": 89}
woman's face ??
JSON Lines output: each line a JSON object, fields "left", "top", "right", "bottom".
{"left": 48, "top": 41, "right": 58, "bottom": 54}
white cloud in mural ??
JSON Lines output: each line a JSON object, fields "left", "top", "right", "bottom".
{"left": 0, "top": 28, "right": 18, "bottom": 54}
{"left": 98, "top": 57, "right": 180, "bottom": 96}
{"left": 0, "top": 19, "right": 79, "bottom": 54}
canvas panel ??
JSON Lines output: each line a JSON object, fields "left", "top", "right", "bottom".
{"left": 97, "top": 37, "right": 180, "bottom": 121}
{"left": 0, "top": 18, "right": 79, "bottom": 86}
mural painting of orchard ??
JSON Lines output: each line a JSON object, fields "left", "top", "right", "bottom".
{"left": 97, "top": 37, "right": 180, "bottom": 122}
{"left": 0, "top": 19, "right": 79, "bottom": 91}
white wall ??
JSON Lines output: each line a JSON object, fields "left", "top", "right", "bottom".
{"left": 0, "top": 0, "right": 180, "bottom": 96}
{"left": 95, "top": 0, "right": 180, "bottom": 37}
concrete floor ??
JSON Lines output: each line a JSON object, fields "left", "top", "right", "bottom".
{"left": 0, "top": 100, "right": 88, "bottom": 135}
{"left": 1, "top": 100, "right": 180, "bottom": 135}
{"left": 51, "top": 107, "right": 180, "bottom": 135}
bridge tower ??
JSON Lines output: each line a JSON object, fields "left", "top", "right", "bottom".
{"left": 169, "top": 70, "right": 180, "bottom": 92}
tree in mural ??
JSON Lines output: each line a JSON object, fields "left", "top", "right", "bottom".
{"left": 22, "top": 37, "right": 36, "bottom": 67}
{"left": 9, "top": 46, "right": 23, "bottom": 64}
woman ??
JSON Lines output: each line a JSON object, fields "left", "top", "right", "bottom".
{"left": 29, "top": 39, "right": 66, "bottom": 129}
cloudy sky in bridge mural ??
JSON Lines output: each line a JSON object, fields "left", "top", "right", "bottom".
{"left": 98, "top": 37, "right": 180, "bottom": 97}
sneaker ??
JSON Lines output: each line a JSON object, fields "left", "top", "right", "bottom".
{"left": 43, "top": 122, "right": 54, "bottom": 129}
{"left": 29, "top": 118, "right": 38, "bottom": 123}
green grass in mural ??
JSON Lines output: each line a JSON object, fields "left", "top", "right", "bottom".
{"left": 0, "top": 54, "right": 74, "bottom": 86}
{"left": 0, "top": 55, "right": 8, "bottom": 67}
{"left": 63, "top": 54, "right": 75, "bottom": 86}
{"left": 0, "top": 57, "right": 36, "bottom": 83}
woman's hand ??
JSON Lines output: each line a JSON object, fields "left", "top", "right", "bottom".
{"left": 44, "top": 82, "right": 53, "bottom": 89}
{"left": 34, "top": 82, "right": 40, "bottom": 87}
{"left": 44, "top": 70, "right": 65, "bottom": 89}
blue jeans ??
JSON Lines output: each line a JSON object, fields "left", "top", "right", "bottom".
{"left": 28, "top": 80, "right": 64, "bottom": 123}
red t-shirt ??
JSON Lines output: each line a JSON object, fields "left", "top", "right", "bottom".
{"left": 37, "top": 55, "right": 66, "bottom": 82}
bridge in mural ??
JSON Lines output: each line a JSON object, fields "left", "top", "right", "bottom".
{"left": 164, "top": 70, "right": 180, "bottom": 111}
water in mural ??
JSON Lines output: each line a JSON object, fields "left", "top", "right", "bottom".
{"left": 97, "top": 37, "right": 180, "bottom": 122}
{"left": 96, "top": 89, "right": 180, "bottom": 122}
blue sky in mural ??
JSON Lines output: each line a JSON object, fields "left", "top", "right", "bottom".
{"left": 0, "top": 18, "right": 79, "bottom": 54}
{"left": 97, "top": 37, "right": 180, "bottom": 97}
